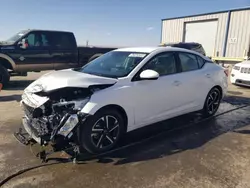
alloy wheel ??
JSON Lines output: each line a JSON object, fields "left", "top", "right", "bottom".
{"left": 91, "top": 115, "right": 120, "bottom": 149}
{"left": 206, "top": 89, "right": 221, "bottom": 114}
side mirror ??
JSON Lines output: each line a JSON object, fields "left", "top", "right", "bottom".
{"left": 17, "top": 39, "right": 27, "bottom": 49}
{"left": 139, "top": 69, "right": 159, "bottom": 80}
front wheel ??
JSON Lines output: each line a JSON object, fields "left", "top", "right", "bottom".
{"left": 202, "top": 87, "right": 222, "bottom": 118}
{"left": 79, "top": 109, "right": 125, "bottom": 154}
{"left": 0, "top": 65, "right": 10, "bottom": 88}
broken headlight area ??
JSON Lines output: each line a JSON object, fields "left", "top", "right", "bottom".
{"left": 21, "top": 87, "right": 93, "bottom": 151}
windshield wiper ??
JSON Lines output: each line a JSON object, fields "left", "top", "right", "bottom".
{"left": 83, "top": 71, "right": 118, "bottom": 79}
{"left": 92, "top": 72, "right": 118, "bottom": 79}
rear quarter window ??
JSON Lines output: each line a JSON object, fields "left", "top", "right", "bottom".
{"left": 197, "top": 56, "right": 205, "bottom": 68}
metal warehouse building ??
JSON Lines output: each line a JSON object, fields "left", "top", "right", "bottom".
{"left": 161, "top": 7, "right": 250, "bottom": 62}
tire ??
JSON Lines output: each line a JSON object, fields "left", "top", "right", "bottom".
{"left": 79, "top": 109, "right": 125, "bottom": 154}
{"left": 0, "top": 64, "right": 10, "bottom": 88}
{"left": 88, "top": 53, "right": 103, "bottom": 62}
{"left": 202, "top": 87, "right": 222, "bottom": 118}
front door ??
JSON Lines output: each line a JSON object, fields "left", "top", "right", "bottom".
{"left": 132, "top": 52, "right": 184, "bottom": 127}
{"left": 15, "top": 31, "right": 54, "bottom": 72}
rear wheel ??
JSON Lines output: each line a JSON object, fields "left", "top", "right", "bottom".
{"left": 0, "top": 64, "right": 10, "bottom": 88}
{"left": 79, "top": 109, "right": 125, "bottom": 154}
{"left": 202, "top": 87, "right": 222, "bottom": 118}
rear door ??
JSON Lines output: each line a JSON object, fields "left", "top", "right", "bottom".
{"left": 175, "top": 51, "right": 213, "bottom": 110}
{"left": 49, "top": 32, "right": 78, "bottom": 70}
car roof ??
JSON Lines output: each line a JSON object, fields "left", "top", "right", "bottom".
{"left": 114, "top": 47, "right": 160, "bottom": 53}
{"left": 114, "top": 46, "right": 203, "bottom": 55}
{"left": 161, "top": 42, "right": 201, "bottom": 45}
{"left": 21, "top": 29, "right": 73, "bottom": 34}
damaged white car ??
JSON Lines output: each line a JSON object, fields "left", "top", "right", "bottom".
{"left": 19, "top": 47, "right": 228, "bottom": 154}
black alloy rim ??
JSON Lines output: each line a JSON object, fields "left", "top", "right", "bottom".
{"left": 91, "top": 115, "right": 120, "bottom": 149}
{"left": 207, "top": 90, "right": 220, "bottom": 114}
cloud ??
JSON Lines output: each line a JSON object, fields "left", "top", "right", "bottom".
{"left": 106, "top": 32, "right": 111, "bottom": 36}
{"left": 146, "top": 27, "right": 154, "bottom": 31}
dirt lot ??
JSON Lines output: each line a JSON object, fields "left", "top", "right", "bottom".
{"left": 0, "top": 71, "right": 250, "bottom": 188}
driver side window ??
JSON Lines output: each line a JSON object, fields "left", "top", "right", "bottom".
{"left": 143, "top": 52, "right": 177, "bottom": 76}
{"left": 25, "top": 33, "right": 36, "bottom": 46}
{"left": 23, "top": 32, "right": 50, "bottom": 48}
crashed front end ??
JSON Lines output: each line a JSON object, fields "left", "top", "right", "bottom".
{"left": 20, "top": 86, "right": 93, "bottom": 151}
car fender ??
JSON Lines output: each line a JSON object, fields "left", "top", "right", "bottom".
{"left": 81, "top": 86, "right": 135, "bottom": 131}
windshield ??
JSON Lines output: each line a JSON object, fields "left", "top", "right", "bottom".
{"left": 5, "top": 31, "right": 27, "bottom": 43}
{"left": 79, "top": 51, "right": 148, "bottom": 78}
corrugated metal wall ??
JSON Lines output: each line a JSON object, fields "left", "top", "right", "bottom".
{"left": 226, "top": 10, "right": 250, "bottom": 57}
{"left": 162, "top": 13, "right": 228, "bottom": 57}
{"left": 161, "top": 9, "right": 250, "bottom": 58}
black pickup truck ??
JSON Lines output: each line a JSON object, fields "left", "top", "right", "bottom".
{"left": 0, "top": 29, "right": 117, "bottom": 87}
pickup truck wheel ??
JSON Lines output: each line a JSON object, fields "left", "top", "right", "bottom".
{"left": 0, "top": 65, "right": 10, "bottom": 87}
{"left": 79, "top": 109, "right": 125, "bottom": 154}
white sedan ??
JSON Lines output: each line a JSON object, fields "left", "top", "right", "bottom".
{"left": 20, "top": 47, "right": 228, "bottom": 154}
{"left": 230, "top": 59, "right": 250, "bottom": 87}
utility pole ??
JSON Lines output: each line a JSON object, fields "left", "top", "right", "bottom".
{"left": 86, "top": 40, "right": 89, "bottom": 47}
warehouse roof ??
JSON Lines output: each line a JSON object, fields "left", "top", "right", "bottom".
{"left": 162, "top": 6, "right": 250, "bottom": 21}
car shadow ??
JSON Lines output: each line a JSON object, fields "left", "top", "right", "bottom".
{"left": 3, "top": 80, "right": 34, "bottom": 91}
{"left": 66, "top": 95, "right": 250, "bottom": 166}
{"left": 0, "top": 94, "right": 21, "bottom": 102}
{"left": 223, "top": 94, "right": 250, "bottom": 105}
{"left": 232, "top": 129, "right": 250, "bottom": 135}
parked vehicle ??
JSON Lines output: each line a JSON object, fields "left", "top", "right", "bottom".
{"left": 19, "top": 46, "right": 228, "bottom": 154}
{"left": 230, "top": 59, "right": 250, "bottom": 87}
{"left": 0, "top": 29, "right": 116, "bottom": 87}
{"left": 159, "top": 42, "right": 206, "bottom": 56}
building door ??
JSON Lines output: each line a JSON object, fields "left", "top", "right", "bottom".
{"left": 184, "top": 20, "right": 218, "bottom": 57}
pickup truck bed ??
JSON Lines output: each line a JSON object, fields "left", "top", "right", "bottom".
{"left": 77, "top": 46, "right": 116, "bottom": 65}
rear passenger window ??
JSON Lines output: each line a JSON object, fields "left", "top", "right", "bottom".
{"left": 197, "top": 56, "right": 205, "bottom": 68}
{"left": 178, "top": 53, "right": 199, "bottom": 72}
{"left": 50, "top": 32, "right": 75, "bottom": 49}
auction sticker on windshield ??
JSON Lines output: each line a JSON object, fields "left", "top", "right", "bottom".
{"left": 128, "top": 53, "right": 147, "bottom": 58}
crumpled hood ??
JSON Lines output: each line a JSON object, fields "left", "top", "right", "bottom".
{"left": 25, "top": 69, "right": 117, "bottom": 92}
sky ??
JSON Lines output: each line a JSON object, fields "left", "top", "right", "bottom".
{"left": 0, "top": 0, "right": 249, "bottom": 47}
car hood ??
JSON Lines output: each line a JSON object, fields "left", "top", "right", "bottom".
{"left": 25, "top": 69, "right": 117, "bottom": 92}
{"left": 236, "top": 60, "right": 250, "bottom": 67}
{"left": 0, "top": 43, "right": 15, "bottom": 51}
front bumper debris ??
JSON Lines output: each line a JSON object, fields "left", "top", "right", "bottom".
{"left": 13, "top": 127, "right": 34, "bottom": 145}
{"left": 22, "top": 116, "right": 42, "bottom": 144}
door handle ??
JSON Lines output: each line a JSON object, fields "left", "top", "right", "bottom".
{"left": 173, "top": 80, "right": 181, "bottom": 86}
{"left": 205, "top": 73, "right": 211, "bottom": 78}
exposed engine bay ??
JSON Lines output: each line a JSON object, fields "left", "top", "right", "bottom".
{"left": 20, "top": 85, "right": 112, "bottom": 152}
